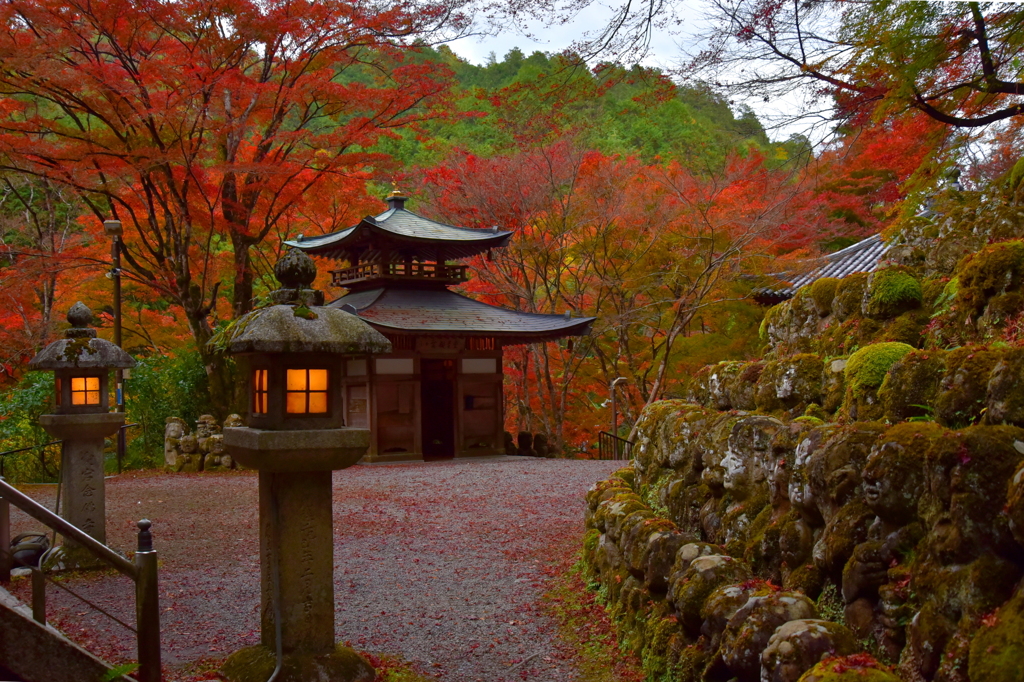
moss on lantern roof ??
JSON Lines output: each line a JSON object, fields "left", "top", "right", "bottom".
{"left": 28, "top": 302, "right": 136, "bottom": 370}
{"left": 212, "top": 304, "right": 392, "bottom": 355}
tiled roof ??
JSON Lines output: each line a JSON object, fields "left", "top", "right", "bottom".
{"left": 755, "top": 234, "right": 891, "bottom": 303}
{"left": 286, "top": 208, "right": 512, "bottom": 261}
{"left": 328, "top": 287, "right": 595, "bottom": 344}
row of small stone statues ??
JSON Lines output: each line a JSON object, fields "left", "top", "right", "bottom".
{"left": 164, "top": 414, "right": 243, "bottom": 472}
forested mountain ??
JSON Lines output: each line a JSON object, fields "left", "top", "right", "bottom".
{"left": 372, "top": 46, "right": 784, "bottom": 170}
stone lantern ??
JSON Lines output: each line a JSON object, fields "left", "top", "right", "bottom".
{"left": 28, "top": 302, "right": 135, "bottom": 548}
{"left": 218, "top": 250, "right": 390, "bottom": 682}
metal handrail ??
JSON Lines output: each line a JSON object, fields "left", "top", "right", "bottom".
{"left": 0, "top": 476, "right": 161, "bottom": 682}
{"left": 117, "top": 422, "right": 139, "bottom": 475}
{"left": 598, "top": 431, "right": 634, "bottom": 461}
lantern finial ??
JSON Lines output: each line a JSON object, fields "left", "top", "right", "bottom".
{"left": 274, "top": 249, "right": 317, "bottom": 289}
{"left": 269, "top": 249, "right": 324, "bottom": 306}
{"left": 66, "top": 302, "right": 97, "bottom": 339}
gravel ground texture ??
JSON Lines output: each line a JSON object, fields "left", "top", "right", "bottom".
{"left": 7, "top": 456, "right": 622, "bottom": 681}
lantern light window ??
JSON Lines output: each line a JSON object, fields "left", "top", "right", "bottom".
{"left": 253, "top": 369, "right": 269, "bottom": 414}
{"left": 286, "top": 368, "right": 328, "bottom": 414}
{"left": 71, "top": 376, "right": 101, "bottom": 405}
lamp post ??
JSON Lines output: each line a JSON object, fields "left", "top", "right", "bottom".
{"left": 28, "top": 303, "right": 135, "bottom": 561}
{"left": 103, "top": 219, "right": 126, "bottom": 469}
{"left": 610, "top": 377, "right": 628, "bottom": 459}
{"left": 218, "top": 249, "right": 390, "bottom": 682}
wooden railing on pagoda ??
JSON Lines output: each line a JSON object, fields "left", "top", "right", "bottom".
{"left": 331, "top": 261, "right": 470, "bottom": 287}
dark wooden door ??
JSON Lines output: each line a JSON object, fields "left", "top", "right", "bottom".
{"left": 420, "top": 358, "right": 456, "bottom": 458}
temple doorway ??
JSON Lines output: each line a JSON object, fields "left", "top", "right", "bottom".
{"left": 421, "top": 358, "right": 456, "bottom": 459}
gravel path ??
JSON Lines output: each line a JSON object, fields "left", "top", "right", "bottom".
{"left": 8, "top": 457, "right": 621, "bottom": 681}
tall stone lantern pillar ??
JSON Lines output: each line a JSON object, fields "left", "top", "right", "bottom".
{"left": 28, "top": 302, "right": 135, "bottom": 551}
{"left": 219, "top": 250, "right": 391, "bottom": 682}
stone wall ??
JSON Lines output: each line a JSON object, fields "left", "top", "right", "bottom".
{"left": 581, "top": 189, "right": 1024, "bottom": 682}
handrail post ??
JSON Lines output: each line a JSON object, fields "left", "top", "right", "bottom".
{"left": 31, "top": 568, "right": 45, "bottom": 623}
{"left": 134, "top": 519, "right": 162, "bottom": 682}
{"left": 0, "top": 486, "right": 10, "bottom": 582}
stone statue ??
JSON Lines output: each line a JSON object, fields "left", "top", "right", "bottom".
{"left": 164, "top": 417, "right": 188, "bottom": 469}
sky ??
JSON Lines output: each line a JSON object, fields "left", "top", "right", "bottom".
{"left": 445, "top": 3, "right": 694, "bottom": 71}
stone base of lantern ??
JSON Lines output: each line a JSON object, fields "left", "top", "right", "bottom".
{"left": 39, "top": 412, "right": 125, "bottom": 547}
{"left": 220, "top": 643, "right": 374, "bottom": 682}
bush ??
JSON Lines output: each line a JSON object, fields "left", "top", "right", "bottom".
{"left": 0, "top": 373, "right": 60, "bottom": 482}
{"left": 124, "top": 345, "right": 213, "bottom": 470}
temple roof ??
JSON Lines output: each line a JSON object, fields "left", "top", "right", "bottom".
{"left": 753, "top": 234, "right": 891, "bottom": 305}
{"left": 328, "top": 287, "right": 595, "bottom": 345}
{"left": 286, "top": 199, "right": 512, "bottom": 262}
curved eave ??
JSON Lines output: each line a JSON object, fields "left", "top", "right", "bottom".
{"left": 327, "top": 287, "right": 595, "bottom": 345}
{"left": 286, "top": 214, "right": 513, "bottom": 261}
{"left": 362, "top": 317, "right": 596, "bottom": 346}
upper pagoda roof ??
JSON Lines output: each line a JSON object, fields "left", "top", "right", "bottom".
{"left": 329, "top": 287, "right": 595, "bottom": 345}
{"left": 286, "top": 194, "right": 512, "bottom": 262}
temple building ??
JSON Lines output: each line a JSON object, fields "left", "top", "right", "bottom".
{"left": 288, "top": 192, "right": 594, "bottom": 462}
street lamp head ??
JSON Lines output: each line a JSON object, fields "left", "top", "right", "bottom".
{"left": 103, "top": 219, "right": 123, "bottom": 238}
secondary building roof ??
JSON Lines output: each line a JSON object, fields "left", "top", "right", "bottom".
{"left": 329, "top": 287, "right": 595, "bottom": 345}
{"left": 753, "top": 234, "right": 891, "bottom": 305}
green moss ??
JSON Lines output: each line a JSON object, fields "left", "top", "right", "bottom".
{"left": 935, "top": 346, "right": 1002, "bottom": 427}
{"left": 833, "top": 272, "right": 869, "bottom": 321}
{"left": 760, "top": 302, "right": 787, "bottom": 341}
{"left": 878, "top": 349, "right": 946, "bottom": 422}
{"left": 292, "top": 304, "right": 318, "bottom": 320}
{"left": 844, "top": 342, "right": 915, "bottom": 397}
{"left": 880, "top": 311, "right": 926, "bottom": 347}
{"left": 809, "top": 277, "right": 840, "bottom": 317}
{"left": 755, "top": 353, "right": 824, "bottom": 413}
{"left": 969, "top": 587, "right": 1024, "bottom": 682}
{"left": 866, "top": 267, "right": 923, "bottom": 319}
{"left": 956, "top": 240, "right": 1024, "bottom": 316}
{"left": 220, "top": 644, "right": 374, "bottom": 682}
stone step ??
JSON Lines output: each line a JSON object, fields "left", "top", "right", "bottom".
{"left": 0, "top": 583, "right": 131, "bottom": 682}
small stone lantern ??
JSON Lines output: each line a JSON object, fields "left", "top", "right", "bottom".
{"left": 28, "top": 302, "right": 135, "bottom": 547}
{"left": 218, "top": 250, "right": 390, "bottom": 682}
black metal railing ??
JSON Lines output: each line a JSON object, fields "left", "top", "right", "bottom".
{"left": 116, "top": 423, "right": 139, "bottom": 475}
{"left": 598, "top": 431, "right": 634, "bottom": 461}
{"left": 0, "top": 477, "right": 161, "bottom": 682}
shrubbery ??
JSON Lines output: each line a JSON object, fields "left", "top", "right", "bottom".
{"left": 0, "top": 345, "right": 213, "bottom": 482}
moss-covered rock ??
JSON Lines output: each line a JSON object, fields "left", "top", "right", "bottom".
{"left": 668, "top": 554, "right": 753, "bottom": 635}
{"left": 720, "top": 590, "right": 818, "bottom": 679}
{"left": 968, "top": 583, "right": 1024, "bottom": 682}
{"left": 761, "top": 619, "right": 860, "bottom": 682}
{"left": 955, "top": 239, "right": 1024, "bottom": 317}
{"left": 985, "top": 347, "right": 1024, "bottom": 426}
{"left": 810, "top": 278, "right": 841, "bottom": 317}
{"left": 935, "top": 345, "right": 1002, "bottom": 427}
{"left": 833, "top": 272, "right": 870, "bottom": 322}
{"left": 864, "top": 267, "right": 923, "bottom": 320}
{"left": 844, "top": 343, "right": 915, "bottom": 398}
{"left": 756, "top": 354, "right": 824, "bottom": 414}
{"left": 1007, "top": 461, "right": 1024, "bottom": 549}
{"left": 878, "top": 349, "right": 946, "bottom": 423}
{"left": 796, "top": 653, "right": 900, "bottom": 682}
